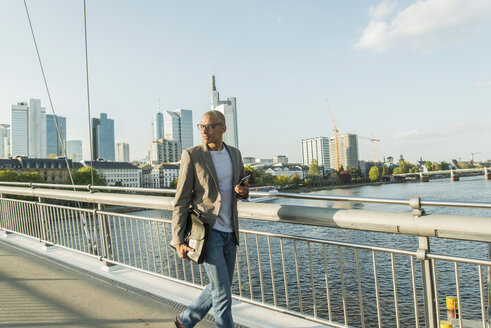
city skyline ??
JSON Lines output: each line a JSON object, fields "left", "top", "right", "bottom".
{"left": 1, "top": 1, "right": 490, "bottom": 163}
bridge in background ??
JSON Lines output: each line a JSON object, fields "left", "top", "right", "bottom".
{"left": 1, "top": 182, "right": 491, "bottom": 328}
{"left": 394, "top": 167, "right": 491, "bottom": 182}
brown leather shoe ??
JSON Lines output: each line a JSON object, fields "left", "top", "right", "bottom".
{"left": 174, "top": 315, "right": 184, "bottom": 328}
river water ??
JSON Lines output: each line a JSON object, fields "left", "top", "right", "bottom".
{"left": 236, "top": 176, "right": 491, "bottom": 265}
{"left": 132, "top": 176, "right": 491, "bottom": 327}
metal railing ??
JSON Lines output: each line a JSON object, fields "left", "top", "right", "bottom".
{"left": 1, "top": 182, "right": 491, "bottom": 327}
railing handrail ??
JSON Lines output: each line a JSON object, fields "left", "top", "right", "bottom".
{"left": 0, "top": 181, "right": 176, "bottom": 194}
{"left": 1, "top": 185, "right": 491, "bottom": 243}
{"left": 1, "top": 181, "right": 491, "bottom": 209}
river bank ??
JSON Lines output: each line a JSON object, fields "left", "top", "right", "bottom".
{"left": 287, "top": 180, "right": 392, "bottom": 193}
{"left": 252, "top": 173, "right": 486, "bottom": 194}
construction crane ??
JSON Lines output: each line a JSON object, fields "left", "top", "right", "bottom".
{"left": 326, "top": 98, "right": 340, "bottom": 170}
{"left": 360, "top": 136, "right": 381, "bottom": 163}
{"left": 470, "top": 152, "right": 481, "bottom": 163}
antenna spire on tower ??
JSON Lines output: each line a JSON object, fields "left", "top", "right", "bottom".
{"left": 211, "top": 62, "right": 217, "bottom": 91}
{"left": 210, "top": 75, "right": 216, "bottom": 92}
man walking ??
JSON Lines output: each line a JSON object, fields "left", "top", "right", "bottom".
{"left": 172, "top": 110, "right": 249, "bottom": 328}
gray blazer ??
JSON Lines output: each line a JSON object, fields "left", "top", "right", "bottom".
{"left": 171, "top": 142, "right": 246, "bottom": 246}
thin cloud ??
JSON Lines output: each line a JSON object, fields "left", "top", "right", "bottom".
{"left": 393, "top": 128, "right": 421, "bottom": 139}
{"left": 369, "top": 0, "right": 397, "bottom": 20}
{"left": 355, "top": 0, "right": 491, "bottom": 52}
{"left": 475, "top": 81, "right": 491, "bottom": 87}
{"left": 393, "top": 123, "right": 487, "bottom": 142}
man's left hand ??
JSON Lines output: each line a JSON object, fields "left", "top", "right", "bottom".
{"left": 235, "top": 180, "right": 249, "bottom": 198}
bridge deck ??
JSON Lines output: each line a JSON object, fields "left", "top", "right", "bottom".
{"left": 0, "top": 239, "right": 215, "bottom": 328}
{"left": 0, "top": 234, "right": 326, "bottom": 328}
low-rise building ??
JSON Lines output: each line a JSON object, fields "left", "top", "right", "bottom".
{"left": 139, "top": 163, "right": 179, "bottom": 188}
{"left": 265, "top": 165, "right": 304, "bottom": 179}
{"left": 243, "top": 157, "right": 255, "bottom": 164}
{"left": 358, "top": 160, "right": 372, "bottom": 178}
{"left": 0, "top": 157, "right": 83, "bottom": 183}
{"left": 151, "top": 163, "right": 179, "bottom": 188}
{"left": 0, "top": 159, "right": 22, "bottom": 170}
{"left": 139, "top": 163, "right": 153, "bottom": 188}
{"left": 255, "top": 158, "right": 274, "bottom": 165}
{"left": 273, "top": 155, "right": 288, "bottom": 164}
{"left": 82, "top": 160, "right": 141, "bottom": 187}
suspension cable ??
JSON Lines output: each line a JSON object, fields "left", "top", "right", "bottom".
{"left": 23, "top": 0, "right": 76, "bottom": 187}
{"left": 23, "top": 0, "right": 98, "bottom": 254}
{"left": 83, "top": 0, "right": 95, "bottom": 186}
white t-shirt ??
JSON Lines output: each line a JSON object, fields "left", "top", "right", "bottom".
{"left": 210, "top": 147, "right": 234, "bottom": 232}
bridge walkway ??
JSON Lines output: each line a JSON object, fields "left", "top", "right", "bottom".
{"left": 0, "top": 239, "right": 215, "bottom": 328}
{"left": 0, "top": 234, "right": 324, "bottom": 328}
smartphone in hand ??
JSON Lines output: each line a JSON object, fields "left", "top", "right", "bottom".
{"left": 240, "top": 175, "right": 251, "bottom": 186}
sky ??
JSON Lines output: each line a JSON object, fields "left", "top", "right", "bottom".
{"left": 1, "top": 0, "right": 490, "bottom": 164}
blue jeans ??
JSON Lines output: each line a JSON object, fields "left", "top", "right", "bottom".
{"left": 179, "top": 229, "right": 237, "bottom": 328}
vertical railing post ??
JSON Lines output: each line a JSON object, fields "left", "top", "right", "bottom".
{"left": 488, "top": 244, "right": 491, "bottom": 326}
{"left": 0, "top": 192, "right": 8, "bottom": 234}
{"left": 38, "top": 197, "right": 53, "bottom": 247}
{"left": 0, "top": 193, "right": 5, "bottom": 231}
{"left": 0, "top": 194, "right": 14, "bottom": 234}
{"left": 418, "top": 236, "right": 438, "bottom": 328}
{"left": 410, "top": 197, "right": 438, "bottom": 327}
{"left": 97, "top": 203, "right": 114, "bottom": 268}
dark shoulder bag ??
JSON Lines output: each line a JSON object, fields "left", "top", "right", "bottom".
{"left": 182, "top": 207, "right": 211, "bottom": 264}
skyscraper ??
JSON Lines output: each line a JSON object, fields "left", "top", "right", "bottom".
{"left": 67, "top": 140, "right": 83, "bottom": 161}
{"left": 329, "top": 134, "right": 359, "bottom": 169}
{"left": 301, "top": 137, "right": 330, "bottom": 169}
{"left": 28, "top": 99, "right": 46, "bottom": 158}
{"left": 10, "top": 102, "right": 28, "bottom": 157}
{"left": 164, "top": 111, "right": 180, "bottom": 141}
{"left": 91, "top": 113, "right": 115, "bottom": 161}
{"left": 153, "top": 112, "right": 164, "bottom": 141}
{"left": 115, "top": 142, "right": 130, "bottom": 162}
{"left": 46, "top": 114, "right": 66, "bottom": 157}
{"left": 176, "top": 109, "right": 193, "bottom": 150}
{"left": 0, "top": 124, "right": 10, "bottom": 158}
{"left": 10, "top": 99, "right": 46, "bottom": 158}
{"left": 210, "top": 75, "right": 238, "bottom": 148}
{"left": 163, "top": 109, "right": 194, "bottom": 150}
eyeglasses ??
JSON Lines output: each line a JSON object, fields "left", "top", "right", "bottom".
{"left": 197, "top": 123, "right": 222, "bottom": 131}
